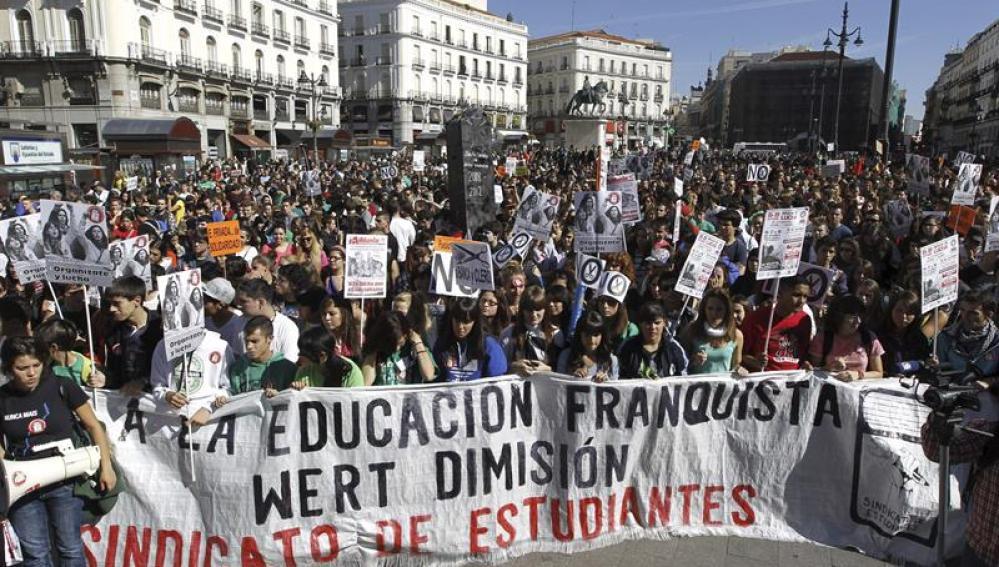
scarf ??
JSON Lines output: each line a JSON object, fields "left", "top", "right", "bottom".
{"left": 952, "top": 321, "right": 999, "bottom": 361}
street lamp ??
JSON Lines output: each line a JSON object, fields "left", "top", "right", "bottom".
{"left": 298, "top": 70, "right": 329, "bottom": 163}
{"left": 824, "top": 1, "right": 863, "bottom": 152}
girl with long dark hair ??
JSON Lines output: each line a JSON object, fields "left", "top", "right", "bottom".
{"left": 320, "top": 297, "right": 361, "bottom": 360}
{"left": 432, "top": 298, "right": 507, "bottom": 382}
{"left": 808, "top": 294, "right": 885, "bottom": 382}
{"left": 500, "top": 286, "right": 552, "bottom": 375}
{"left": 360, "top": 311, "right": 436, "bottom": 385}
{"left": 679, "top": 290, "right": 745, "bottom": 374}
{"left": 555, "top": 310, "right": 619, "bottom": 382}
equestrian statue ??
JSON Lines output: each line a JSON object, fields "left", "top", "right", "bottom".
{"left": 565, "top": 79, "right": 609, "bottom": 116}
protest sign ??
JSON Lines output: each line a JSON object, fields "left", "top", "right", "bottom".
{"left": 761, "top": 262, "right": 837, "bottom": 308}
{"left": 608, "top": 173, "right": 641, "bottom": 224}
{"left": 380, "top": 165, "right": 399, "bottom": 180}
{"left": 672, "top": 199, "right": 682, "bottom": 243}
{"left": 157, "top": 269, "right": 205, "bottom": 360}
{"left": 673, "top": 177, "right": 684, "bottom": 198}
{"left": 825, "top": 159, "right": 846, "bottom": 174}
{"left": 86, "top": 373, "right": 956, "bottom": 567}
{"left": 945, "top": 205, "right": 976, "bottom": 237}
{"left": 413, "top": 150, "right": 426, "bottom": 173}
{"left": 954, "top": 150, "right": 975, "bottom": 167}
{"left": 595, "top": 271, "right": 630, "bottom": 303}
{"left": 40, "top": 200, "right": 113, "bottom": 286}
{"left": 126, "top": 176, "right": 138, "bottom": 191}
{"left": 432, "top": 236, "right": 479, "bottom": 298}
{"left": 906, "top": 154, "right": 931, "bottom": 195}
{"left": 573, "top": 192, "right": 626, "bottom": 254}
{"left": 344, "top": 234, "right": 388, "bottom": 299}
{"left": 206, "top": 220, "right": 242, "bottom": 257}
{"left": 951, "top": 163, "right": 982, "bottom": 206}
{"left": 494, "top": 184, "right": 504, "bottom": 205}
{"left": 0, "top": 214, "right": 45, "bottom": 283}
{"left": 986, "top": 196, "right": 999, "bottom": 253}
{"left": 626, "top": 153, "right": 654, "bottom": 180}
{"left": 608, "top": 158, "right": 627, "bottom": 175}
{"left": 596, "top": 146, "right": 610, "bottom": 191}
{"left": 674, "top": 232, "right": 725, "bottom": 299}
{"left": 505, "top": 157, "right": 518, "bottom": 176}
{"left": 575, "top": 253, "right": 606, "bottom": 289}
{"left": 757, "top": 207, "right": 809, "bottom": 280}
{"left": 109, "top": 235, "right": 153, "bottom": 290}
{"left": 512, "top": 186, "right": 559, "bottom": 242}
{"left": 451, "top": 241, "right": 494, "bottom": 291}
{"left": 684, "top": 150, "right": 695, "bottom": 166}
{"left": 746, "top": 164, "right": 771, "bottom": 183}
{"left": 883, "top": 199, "right": 913, "bottom": 239}
{"left": 303, "top": 169, "right": 322, "bottom": 196}
{"left": 920, "top": 235, "right": 959, "bottom": 314}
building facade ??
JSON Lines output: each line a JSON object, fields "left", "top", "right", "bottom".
{"left": 922, "top": 19, "right": 999, "bottom": 160}
{"left": 726, "top": 52, "right": 884, "bottom": 152}
{"left": 336, "top": 0, "right": 528, "bottom": 147}
{"left": 526, "top": 29, "right": 672, "bottom": 148}
{"left": 0, "top": 0, "right": 341, "bottom": 158}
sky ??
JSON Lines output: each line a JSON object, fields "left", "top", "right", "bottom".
{"left": 489, "top": 0, "right": 999, "bottom": 120}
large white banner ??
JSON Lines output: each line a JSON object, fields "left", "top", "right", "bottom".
{"left": 675, "top": 232, "right": 725, "bottom": 299}
{"left": 757, "top": 207, "right": 809, "bottom": 280}
{"left": 920, "top": 235, "right": 959, "bottom": 314}
{"left": 84, "top": 373, "right": 959, "bottom": 566}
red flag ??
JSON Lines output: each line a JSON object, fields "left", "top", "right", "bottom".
{"left": 852, "top": 157, "right": 865, "bottom": 176}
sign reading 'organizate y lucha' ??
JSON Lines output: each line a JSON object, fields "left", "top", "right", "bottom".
{"left": 207, "top": 220, "right": 242, "bottom": 257}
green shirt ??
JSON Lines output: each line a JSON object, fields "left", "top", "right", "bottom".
{"left": 50, "top": 351, "right": 92, "bottom": 387}
{"left": 228, "top": 352, "right": 297, "bottom": 394}
{"left": 295, "top": 357, "right": 365, "bottom": 388}
{"left": 374, "top": 345, "right": 437, "bottom": 386}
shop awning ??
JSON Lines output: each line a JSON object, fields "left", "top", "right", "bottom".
{"left": 231, "top": 134, "right": 272, "bottom": 149}
{"left": 103, "top": 117, "right": 200, "bottom": 141}
{"left": 0, "top": 163, "right": 105, "bottom": 176}
{"left": 415, "top": 131, "right": 443, "bottom": 141}
{"left": 497, "top": 130, "right": 528, "bottom": 143}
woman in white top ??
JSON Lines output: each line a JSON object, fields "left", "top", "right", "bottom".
{"left": 235, "top": 226, "right": 259, "bottom": 263}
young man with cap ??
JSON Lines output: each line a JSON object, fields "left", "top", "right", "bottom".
{"left": 204, "top": 277, "right": 245, "bottom": 355}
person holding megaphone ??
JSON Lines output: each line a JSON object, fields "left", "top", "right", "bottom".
{"left": 0, "top": 337, "right": 116, "bottom": 567}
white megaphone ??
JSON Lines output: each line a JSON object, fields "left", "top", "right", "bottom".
{"left": 0, "top": 446, "right": 101, "bottom": 516}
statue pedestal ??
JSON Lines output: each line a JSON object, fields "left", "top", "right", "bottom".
{"left": 564, "top": 118, "right": 607, "bottom": 150}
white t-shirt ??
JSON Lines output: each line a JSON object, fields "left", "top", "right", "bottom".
{"left": 206, "top": 312, "right": 246, "bottom": 356}
{"left": 270, "top": 312, "right": 300, "bottom": 363}
{"left": 150, "top": 331, "right": 233, "bottom": 414}
{"left": 389, "top": 216, "right": 417, "bottom": 262}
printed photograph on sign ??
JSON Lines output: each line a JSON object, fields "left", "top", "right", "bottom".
{"left": 157, "top": 269, "right": 206, "bottom": 360}
{"left": 573, "top": 191, "right": 626, "bottom": 253}
{"left": 110, "top": 235, "right": 153, "bottom": 289}
{"left": 986, "top": 196, "right": 999, "bottom": 253}
{"left": 608, "top": 173, "right": 642, "bottom": 224}
{"left": 512, "top": 186, "right": 559, "bottom": 242}
{"left": 39, "top": 200, "right": 113, "bottom": 286}
{"left": 884, "top": 199, "right": 913, "bottom": 239}
{"left": 345, "top": 234, "right": 389, "bottom": 299}
{"left": 0, "top": 214, "right": 45, "bottom": 283}
{"left": 757, "top": 207, "right": 809, "bottom": 280}
{"left": 951, "top": 163, "right": 982, "bottom": 206}
{"left": 905, "top": 154, "right": 931, "bottom": 195}
{"left": 919, "top": 235, "right": 959, "bottom": 314}
{"left": 674, "top": 232, "right": 725, "bottom": 299}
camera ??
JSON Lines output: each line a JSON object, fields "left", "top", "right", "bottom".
{"left": 897, "top": 359, "right": 982, "bottom": 414}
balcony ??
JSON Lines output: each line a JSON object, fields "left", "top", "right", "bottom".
{"left": 178, "top": 99, "right": 200, "bottom": 113}
{"left": 470, "top": 71, "right": 482, "bottom": 81}
{"left": 544, "top": 87, "right": 554, "bottom": 95}
{"left": 513, "top": 78, "right": 523, "bottom": 87}
{"left": 349, "top": 56, "right": 367, "bottom": 67}
{"left": 483, "top": 73, "right": 495, "bottom": 83}
{"left": 412, "top": 58, "right": 425, "bottom": 70}
{"left": 497, "top": 75, "right": 508, "bottom": 85}
{"left": 318, "top": 1, "right": 333, "bottom": 15}
{"left": 294, "top": 36, "right": 310, "bottom": 50}
{"left": 654, "top": 94, "right": 664, "bottom": 103}
{"left": 353, "top": 28, "right": 365, "bottom": 36}
{"left": 457, "top": 40, "right": 467, "bottom": 49}
{"left": 457, "top": 67, "right": 468, "bottom": 77}
{"left": 206, "top": 102, "right": 224, "bottom": 115}
{"left": 205, "top": 60, "right": 228, "bottom": 77}
{"left": 253, "top": 108, "right": 269, "bottom": 120}
{"left": 471, "top": 43, "right": 480, "bottom": 52}
{"left": 377, "top": 25, "right": 393, "bottom": 34}
{"left": 52, "top": 40, "right": 96, "bottom": 56}
{"left": 231, "top": 66, "right": 253, "bottom": 82}
{"left": 276, "top": 75, "right": 295, "bottom": 89}
{"left": 639, "top": 93, "right": 649, "bottom": 101}
{"left": 291, "top": 0, "right": 307, "bottom": 6}
{"left": 251, "top": 22, "right": 270, "bottom": 38}
{"left": 558, "top": 86, "right": 569, "bottom": 94}
{"left": 374, "top": 55, "right": 392, "bottom": 65}
{"left": 442, "top": 64, "right": 455, "bottom": 75}
{"left": 174, "top": 0, "right": 198, "bottom": 16}
{"left": 140, "top": 44, "right": 169, "bottom": 65}
{"left": 176, "top": 54, "right": 203, "bottom": 73}
{"left": 275, "top": 109, "right": 290, "bottom": 121}
{"left": 513, "top": 54, "right": 524, "bottom": 61}
{"left": 429, "top": 32, "right": 440, "bottom": 42}
{"left": 429, "top": 61, "right": 441, "bottom": 73}
{"left": 203, "top": 4, "right": 223, "bottom": 23}
{"left": 140, "top": 94, "right": 161, "bottom": 110}
{"left": 228, "top": 14, "right": 247, "bottom": 31}
{"left": 411, "top": 28, "right": 423, "bottom": 38}
{"left": 560, "top": 63, "right": 569, "bottom": 71}
{"left": 0, "top": 41, "right": 43, "bottom": 59}
{"left": 319, "top": 43, "right": 335, "bottom": 56}
{"left": 255, "top": 71, "right": 274, "bottom": 85}
{"left": 444, "top": 37, "right": 453, "bottom": 46}
{"left": 273, "top": 29, "right": 290, "bottom": 43}
{"left": 230, "top": 106, "right": 249, "bottom": 119}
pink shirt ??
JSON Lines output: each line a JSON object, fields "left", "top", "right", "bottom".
{"left": 809, "top": 331, "right": 885, "bottom": 374}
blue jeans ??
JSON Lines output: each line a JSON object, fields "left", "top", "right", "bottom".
{"left": 8, "top": 483, "right": 85, "bottom": 567}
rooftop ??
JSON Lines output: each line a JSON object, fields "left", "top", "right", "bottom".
{"left": 529, "top": 29, "right": 667, "bottom": 52}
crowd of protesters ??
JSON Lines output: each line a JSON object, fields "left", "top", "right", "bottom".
{"left": 2, "top": 141, "right": 999, "bottom": 565}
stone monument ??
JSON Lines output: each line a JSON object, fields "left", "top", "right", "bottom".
{"left": 446, "top": 106, "right": 496, "bottom": 238}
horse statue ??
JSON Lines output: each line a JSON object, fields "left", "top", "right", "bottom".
{"left": 566, "top": 80, "right": 609, "bottom": 116}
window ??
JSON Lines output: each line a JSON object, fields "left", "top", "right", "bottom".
{"left": 252, "top": 3, "right": 263, "bottom": 26}
{"left": 643, "top": 64, "right": 648, "bottom": 76}
{"left": 297, "top": 59, "right": 305, "bottom": 81}
{"left": 432, "top": 49, "right": 438, "bottom": 64}
{"left": 354, "top": 15, "right": 364, "bottom": 34}
{"left": 255, "top": 49, "right": 264, "bottom": 75}
{"left": 610, "top": 60, "right": 616, "bottom": 73}
{"left": 486, "top": 61, "right": 491, "bottom": 78}
{"left": 431, "top": 21, "right": 438, "bottom": 39}
{"left": 498, "top": 88, "right": 504, "bottom": 104}
{"left": 499, "top": 63, "right": 505, "bottom": 80}
{"left": 277, "top": 55, "right": 286, "bottom": 78}
{"left": 599, "top": 58, "right": 605, "bottom": 72}
{"left": 412, "top": 15, "right": 420, "bottom": 33}
{"left": 414, "top": 44, "right": 421, "bottom": 64}
{"left": 657, "top": 65, "right": 663, "bottom": 79}
{"left": 231, "top": 0, "right": 242, "bottom": 16}
{"left": 486, "top": 37, "right": 492, "bottom": 52}
{"left": 379, "top": 12, "right": 389, "bottom": 32}
{"left": 499, "top": 39, "right": 505, "bottom": 56}
{"left": 16, "top": 10, "right": 34, "bottom": 45}
{"left": 179, "top": 29, "right": 191, "bottom": 57}
{"left": 322, "top": 65, "right": 330, "bottom": 86}
{"left": 514, "top": 42, "right": 520, "bottom": 58}
{"left": 67, "top": 9, "right": 86, "bottom": 48}
{"left": 139, "top": 17, "right": 152, "bottom": 47}
{"left": 321, "top": 25, "right": 328, "bottom": 45}
{"left": 295, "top": 17, "right": 305, "bottom": 38}
{"left": 206, "top": 36, "right": 217, "bottom": 63}
{"left": 584, "top": 56, "right": 590, "bottom": 71}
{"left": 232, "top": 43, "right": 242, "bottom": 70}
{"left": 473, "top": 33, "right": 478, "bottom": 50}
{"left": 445, "top": 25, "right": 451, "bottom": 43}
{"left": 432, "top": 77, "right": 439, "bottom": 95}
{"left": 274, "top": 10, "right": 285, "bottom": 32}
{"left": 561, "top": 55, "right": 568, "bottom": 70}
